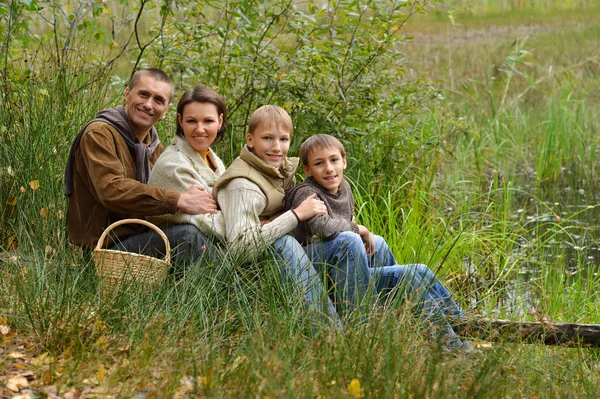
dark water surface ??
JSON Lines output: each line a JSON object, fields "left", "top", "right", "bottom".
{"left": 462, "top": 179, "right": 600, "bottom": 317}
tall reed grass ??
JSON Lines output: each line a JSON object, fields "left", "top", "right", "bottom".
{"left": 3, "top": 1, "right": 600, "bottom": 396}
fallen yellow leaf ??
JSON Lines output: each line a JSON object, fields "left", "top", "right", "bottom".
{"left": 63, "top": 388, "right": 81, "bottom": 399}
{"left": 94, "top": 319, "right": 107, "bottom": 332}
{"left": 7, "top": 195, "right": 17, "bottom": 206}
{"left": 348, "top": 378, "right": 363, "bottom": 398}
{"left": 40, "top": 208, "right": 49, "bottom": 218}
{"left": 95, "top": 335, "right": 110, "bottom": 349}
{"left": 29, "top": 180, "right": 40, "bottom": 190}
{"left": 97, "top": 365, "right": 105, "bottom": 382}
{"left": 43, "top": 385, "right": 59, "bottom": 398}
{"left": 6, "top": 375, "right": 29, "bottom": 392}
{"left": 8, "top": 352, "right": 25, "bottom": 359}
{"left": 31, "top": 352, "right": 54, "bottom": 366}
{"left": 198, "top": 375, "right": 216, "bottom": 389}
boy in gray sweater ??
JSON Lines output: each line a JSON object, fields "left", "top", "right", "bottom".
{"left": 285, "top": 134, "right": 471, "bottom": 350}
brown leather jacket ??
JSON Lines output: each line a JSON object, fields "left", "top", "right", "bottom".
{"left": 67, "top": 121, "right": 180, "bottom": 249}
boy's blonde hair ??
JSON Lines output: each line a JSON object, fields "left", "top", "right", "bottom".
{"left": 248, "top": 105, "right": 293, "bottom": 134}
{"left": 300, "top": 134, "right": 346, "bottom": 166}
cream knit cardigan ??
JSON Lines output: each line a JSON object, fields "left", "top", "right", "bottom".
{"left": 214, "top": 148, "right": 299, "bottom": 262}
{"left": 148, "top": 135, "right": 226, "bottom": 241}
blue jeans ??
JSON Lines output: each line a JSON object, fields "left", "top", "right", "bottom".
{"left": 370, "top": 235, "right": 467, "bottom": 349}
{"left": 111, "top": 223, "right": 218, "bottom": 275}
{"left": 270, "top": 235, "right": 344, "bottom": 330}
{"left": 304, "top": 232, "right": 372, "bottom": 312}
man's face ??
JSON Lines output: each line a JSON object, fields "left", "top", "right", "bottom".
{"left": 124, "top": 74, "right": 171, "bottom": 137}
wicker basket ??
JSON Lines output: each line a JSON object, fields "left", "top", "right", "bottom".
{"left": 93, "top": 218, "right": 171, "bottom": 288}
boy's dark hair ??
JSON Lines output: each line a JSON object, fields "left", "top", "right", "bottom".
{"left": 175, "top": 85, "right": 228, "bottom": 143}
{"left": 248, "top": 105, "right": 293, "bottom": 135}
{"left": 300, "top": 134, "right": 346, "bottom": 166}
{"left": 129, "top": 68, "right": 174, "bottom": 102}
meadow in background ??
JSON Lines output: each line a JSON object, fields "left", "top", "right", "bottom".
{"left": 1, "top": 0, "right": 600, "bottom": 397}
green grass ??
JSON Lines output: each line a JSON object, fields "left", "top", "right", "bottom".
{"left": 3, "top": 0, "right": 600, "bottom": 397}
{"left": 4, "top": 253, "right": 600, "bottom": 397}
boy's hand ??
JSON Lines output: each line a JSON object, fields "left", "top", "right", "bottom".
{"left": 294, "top": 193, "right": 327, "bottom": 221}
{"left": 358, "top": 224, "right": 376, "bottom": 256}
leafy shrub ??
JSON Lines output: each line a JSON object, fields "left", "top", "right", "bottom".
{"left": 0, "top": 0, "right": 450, "bottom": 245}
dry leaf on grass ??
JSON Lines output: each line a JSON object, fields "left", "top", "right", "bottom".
{"left": 43, "top": 385, "right": 60, "bottom": 399}
{"left": 63, "top": 388, "right": 81, "bottom": 399}
{"left": 348, "top": 378, "right": 363, "bottom": 398}
{"left": 30, "top": 353, "right": 55, "bottom": 366}
{"left": 6, "top": 375, "right": 29, "bottom": 392}
{"left": 97, "top": 365, "right": 105, "bottom": 382}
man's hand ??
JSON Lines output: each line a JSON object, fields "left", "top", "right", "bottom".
{"left": 294, "top": 193, "right": 327, "bottom": 221}
{"left": 177, "top": 185, "right": 218, "bottom": 215}
{"left": 358, "top": 224, "right": 376, "bottom": 256}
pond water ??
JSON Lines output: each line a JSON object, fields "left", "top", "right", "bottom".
{"left": 462, "top": 180, "right": 600, "bottom": 317}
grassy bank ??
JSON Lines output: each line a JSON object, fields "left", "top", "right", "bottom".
{"left": 2, "top": 0, "right": 600, "bottom": 397}
{"left": 3, "top": 252, "right": 600, "bottom": 398}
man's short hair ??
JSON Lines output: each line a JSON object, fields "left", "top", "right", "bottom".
{"left": 300, "top": 134, "right": 346, "bottom": 166}
{"left": 129, "top": 68, "right": 174, "bottom": 102}
{"left": 248, "top": 105, "right": 293, "bottom": 135}
{"left": 175, "top": 84, "right": 228, "bottom": 143}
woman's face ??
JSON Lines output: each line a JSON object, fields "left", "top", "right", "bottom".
{"left": 178, "top": 101, "right": 223, "bottom": 152}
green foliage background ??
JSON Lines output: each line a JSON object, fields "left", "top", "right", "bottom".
{"left": 2, "top": 0, "right": 600, "bottom": 397}
{"left": 0, "top": 0, "right": 453, "bottom": 252}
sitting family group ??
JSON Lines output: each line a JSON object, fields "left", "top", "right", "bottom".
{"left": 64, "top": 67, "right": 472, "bottom": 351}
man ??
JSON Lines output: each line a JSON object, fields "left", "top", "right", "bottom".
{"left": 65, "top": 68, "right": 218, "bottom": 265}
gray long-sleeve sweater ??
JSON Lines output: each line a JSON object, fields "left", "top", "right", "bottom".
{"left": 285, "top": 177, "right": 360, "bottom": 246}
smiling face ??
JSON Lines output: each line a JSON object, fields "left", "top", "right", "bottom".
{"left": 303, "top": 146, "right": 347, "bottom": 194}
{"left": 124, "top": 74, "right": 172, "bottom": 140}
{"left": 179, "top": 101, "right": 223, "bottom": 153}
{"left": 247, "top": 122, "right": 291, "bottom": 168}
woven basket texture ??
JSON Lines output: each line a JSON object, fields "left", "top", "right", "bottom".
{"left": 93, "top": 218, "right": 171, "bottom": 289}
{"left": 93, "top": 249, "right": 169, "bottom": 288}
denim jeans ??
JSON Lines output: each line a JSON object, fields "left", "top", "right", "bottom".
{"left": 370, "top": 235, "right": 467, "bottom": 349}
{"left": 271, "top": 235, "right": 344, "bottom": 330}
{"left": 111, "top": 223, "right": 218, "bottom": 275}
{"left": 304, "top": 231, "right": 372, "bottom": 312}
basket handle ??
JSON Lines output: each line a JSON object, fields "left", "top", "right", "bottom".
{"left": 95, "top": 218, "right": 171, "bottom": 264}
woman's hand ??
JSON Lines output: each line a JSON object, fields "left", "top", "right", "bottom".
{"left": 293, "top": 193, "right": 327, "bottom": 221}
{"left": 358, "top": 224, "right": 376, "bottom": 256}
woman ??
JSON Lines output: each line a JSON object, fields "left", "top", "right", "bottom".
{"left": 148, "top": 85, "right": 227, "bottom": 266}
